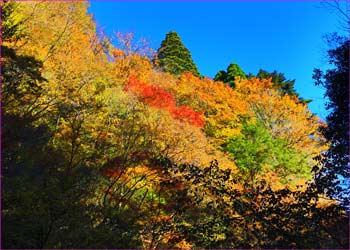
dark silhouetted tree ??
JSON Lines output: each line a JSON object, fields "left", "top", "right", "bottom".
{"left": 313, "top": 33, "right": 349, "bottom": 207}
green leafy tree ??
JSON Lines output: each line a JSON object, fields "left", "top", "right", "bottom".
{"left": 225, "top": 122, "right": 310, "bottom": 185}
{"left": 313, "top": 34, "right": 349, "bottom": 207}
{"left": 214, "top": 62, "right": 246, "bottom": 87}
{"left": 156, "top": 31, "right": 200, "bottom": 77}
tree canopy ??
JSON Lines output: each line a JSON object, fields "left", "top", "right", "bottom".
{"left": 313, "top": 33, "right": 349, "bottom": 207}
{"left": 214, "top": 62, "right": 247, "bottom": 87}
{"left": 254, "top": 69, "right": 311, "bottom": 103}
{"left": 156, "top": 31, "right": 200, "bottom": 77}
{"left": 1, "top": 1, "right": 348, "bottom": 249}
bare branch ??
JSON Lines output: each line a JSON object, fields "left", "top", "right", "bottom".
{"left": 320, "top": 0, "right": 350, "bottom": 32}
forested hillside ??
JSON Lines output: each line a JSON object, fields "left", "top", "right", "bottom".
{"left": 2, "top": 1, "right": 348, "bottom": 249}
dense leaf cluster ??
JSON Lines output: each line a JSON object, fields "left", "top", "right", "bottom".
{"left": 1, "top": 2, "right": 348, "bottom": 249}
{"left": 313, "top": 34, "right": 350, "bottom": 207}
{"left": 157, "top": 31, "right": 200, "bottom": 77}
{"left": 155, "top": 159, "right": 348, "bottom": 248}
{"left": 214, "top": 62, "right": 247, "bottom": 88}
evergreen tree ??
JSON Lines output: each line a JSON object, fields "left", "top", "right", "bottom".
{"left": 157, "top": 31, "right": 200, "bottom": 77}
{"left": 256, "top": 69, "right": 297, "bottom": 96}
{"left": 255, "top": 69, "right": 311, "bottom": 103}
{"left": 214, "top": 62, "right": 246, "bottom": 87}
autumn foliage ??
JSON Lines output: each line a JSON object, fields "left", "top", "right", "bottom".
{"left": 2, "top": 1, "right": 347, "bottom": 249}
{"left": 125, "top": 76, "right": 205, "bottom": 127}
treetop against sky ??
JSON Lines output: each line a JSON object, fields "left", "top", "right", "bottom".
{"left": 89, "top": 1, "right": 346, "bottom": 120}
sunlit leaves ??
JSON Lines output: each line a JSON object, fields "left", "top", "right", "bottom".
{"left": 234, "top": 77, "right": 327, "bottom": 164}
{"left": 226, "top": 122, "right": 310, "bottom": 185}
{"left": 214, "top": 62, "right": 247, "bottom": 87}
{"left": 3, "top": 1, "right": 344, "bottom": 248}
{"left": 157, "top": 72, "right": 249, "bottom": 142}
{"left": 125, "top": 76, "right": 205, "bottom": 127}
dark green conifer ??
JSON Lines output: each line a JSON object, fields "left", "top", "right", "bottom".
{"left": 157, "top": 31, "right": 200, "bottom": 77}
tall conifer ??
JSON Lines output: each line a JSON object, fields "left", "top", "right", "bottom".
{"left": 157, "top": 31, "right": 200, "bottom": 77}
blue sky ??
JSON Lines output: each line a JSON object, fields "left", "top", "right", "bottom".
{"left": 88, "top": 1, "right": 344, "bottom": 120}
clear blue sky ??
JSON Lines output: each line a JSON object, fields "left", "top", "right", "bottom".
{"left": 88, "top": 1, "right": 344, "bottom": 120}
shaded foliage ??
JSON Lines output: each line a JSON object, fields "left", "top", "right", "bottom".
{"left": 313, "top": 34, "right": 350, "bottom": 207}
{"left": 156, "top": 158, "right": 349, "bottom": 249}
{"left": 1, "top": 2, "right": 141, "bottom": 248}
{"left": 2, "top": 1, "right": 347, "bottom": 249}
